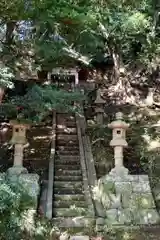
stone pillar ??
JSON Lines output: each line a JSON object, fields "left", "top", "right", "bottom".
{"left": 94, "top": 89, "right": 105, "bottom": 125}
{"left": 7, "top": 121, "right": 30, "bottom": 175}
{"left": 14, "top": 144, "right": 24, "bottom": 167}
{"left": 114, "top": 146, "right": 123, "bottom": 168}
{"left": 108, "top": 112, "right": 130, "bottom": 175}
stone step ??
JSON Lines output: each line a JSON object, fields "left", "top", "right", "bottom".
{"left": 28, "top": 129, "right": 52, "bottom": 134}
{"left": 24, "top": 148, "right": 49, "bottom": 154}
{"left": 56, "top": 146, "right": 79, "bottom": 151}
{"left": 24, "top": 153, "right": 49, "bottom": 158}
{"left": 54, "top": 165, "right": 80, "bottom": 171}
{"left": 52, "top": 217, "right": 95, "bottom": 228}
{"left": 56, "top": 128, "right": 77, "bottom": 134}
{"left": 54, "top": 194, "right": 85, "bottom": 202}
{"left": 27, "top": 134, "right": 52, "bottom": 140}
{"left": 55, "top": 156, "right": 80, "bottom": 165}
{"left": 57, "top": 121, "right": 76, "bottom": 127}
{"left": 54, "top": 175, "right": 82, "bottom": 181}
{"left": 56, "top": 155, "right": 80, "bottom": 160}
{"left": 57, "top": 134, "right": 78, "bottom": 141}
{"left": 54, "top": 160, "right": 80, "bottom": 166}
{"left": 24, "top": 160, "right": 49, "bottom": 169}
{"left": 54, "top": 200, "right": 86, "bottom": 208}
{"left": 57, "top": 150, "right": 79, "bottom": 156}
{"left": 56, "top": 140, "right": 79, "bottom": 147}
{"left": 26, "top": 141, "right": 51, "bottom": 148}
{"left": 54, "top": 188, "right": 83, "bottom": 195}
{"left": 57, "top": 118, "right": 76, "bottom": 124}
{"left": 24, "top": 157, "right": 49, "bottom": 161}
{"left": 30, "top": 126, "right": 52, "bottom": 130}
{"left": 54, "top": 181, "right": 82, "bottom": 189}
{"left": 55, "top": 169, "right": 82, "bottom": 176}
{"left": 57, "top": 114, "right": 75, "bottom": 122}
{"left": 53, "top": 207, "right": 87, "bottom": 217}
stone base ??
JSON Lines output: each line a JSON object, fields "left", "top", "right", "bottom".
{"left": 7, "top": 166, "right": 28, "bottom": 176}
{"left": 109, "top": 166, "right": 129, "bottom": 176}
{"left": 96, "top": 174, "right": 160, "bottom": 226}
{"left": 2, "top": 170, "right": 40, "bottom": 210}
{"left": 19, "top": 174, "right": 40, "bottom": 203}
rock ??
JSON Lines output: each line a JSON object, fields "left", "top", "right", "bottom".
{"left": 105, "top": 209, "right": 119, "bottom": 225}
{"left": 115, "top": 182, "right": 132, "bottom": 194}
{"left": 101, "top": 194, "right": 111, "bottom": 209}
{"left": 133, "top": 209, "right": 150, "bottom": 224}
{"left": 49, "top": 229, "right": 61, "bottom": 240}
{"left": 121, "top": 193, "right": 139, "bottom": 209}
{"left": 102, "top": 181, "right": 115, "bottom": 193}
{"left": 18, "top": 173, "right": 40, "bottom": 208}
{"left": 109, "top": 193, "right": 121, "bottom": 208}
{"left": 96, "top": 217, "right": 105, "bottom": 226}
{"left": 132, "top": 181, "right": 151, "bottom": 193}
{"left": 96, "top": 218, "right": 104, "bottom": 232}
{"left": 60, "top": 232, "right": 70, "bottom": 240}
{"left": 138, "top": 175, "right": 149, "bottom": 181}
{"left": 138, "top": 193, "right": 155, "bottom": 208}
{"left": 147, "top": 209, "right": 160, "bottom": 224}
{"left": 118, "top": 209, "right": 132, "bottom": 224}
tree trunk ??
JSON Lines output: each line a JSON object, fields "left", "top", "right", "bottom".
{"left": 109, "top": 43, "right": 124, "bottom": 83}
{"left": 6, "top": 21, "right": 16, "bottom": 45}
{"left": 152, "top": 0, "right": 160, "bottom": 37}
{"left": 108, "top": 44, "right": 137, "bottom": 104}
{"left": 0, "top": 87, "right": 4, "bottom": 103}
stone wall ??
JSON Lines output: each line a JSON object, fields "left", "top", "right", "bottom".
{"left": 95, "top": 173, "right": 160, "bottom": 226}
{"left": 0, "top": 171, "right": 39, "bottom": 208}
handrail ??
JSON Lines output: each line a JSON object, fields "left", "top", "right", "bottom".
{"left": 45, "top": 111, "right": 56, "bottom": 219}
{"left": 78, "top": 108, "right": 105, "bottom": 218}
{"left": 76, "top": 113, "right": 95, "bottom": 217}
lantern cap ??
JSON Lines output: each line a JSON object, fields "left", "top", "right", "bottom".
{"left": 116, "top": 112, "right": 123, "bottom": 120}
{"left": 9, "top": 120, "right": 30, "bottom": 129}
{"left": 108, "top": 112, "right": 130, "bottom": 129}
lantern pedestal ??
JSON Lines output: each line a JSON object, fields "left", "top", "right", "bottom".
{"left": 95, "top": 107, "right": 104, "bottom": 125}
{"left": 110, "top": 145, "right": 129, "bottom": 175}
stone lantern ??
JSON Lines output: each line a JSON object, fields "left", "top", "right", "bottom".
{"left": 94, "top": 89, "right": 105, "bottom": 124}
{"left": 108, "top": 112, "right": 130, "bottom": 175}
{"left": 8, "top": 120, "right": 30, "bottom": 175}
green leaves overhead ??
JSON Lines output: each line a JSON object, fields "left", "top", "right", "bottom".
{"left": 0, "top": 0, "right": 159, "bottom": 93}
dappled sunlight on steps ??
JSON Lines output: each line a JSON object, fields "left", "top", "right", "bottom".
{"left": 52, "top": 113, "right": 91, "bottom": 227}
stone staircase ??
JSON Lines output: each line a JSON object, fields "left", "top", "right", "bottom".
{"left": 52, "top": 113, "right": 92, "bottom": 228}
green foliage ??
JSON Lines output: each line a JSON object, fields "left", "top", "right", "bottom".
{"left": 0, "top": 65, "right": 14, "bottom": 89}
{"left": 0, "top": 180, "right": 34, "bottom": 240}
{"left": 0, "top": 178, "right": 56, "bottom": 240}
{"left": 0, "top": 0, "right": 159, "bottom": 70}
{"left": 88, "top": 109, "right": 160, "bottom": 177}
{"left": 0, "top": 84, "right": 85, "bottom": 123}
